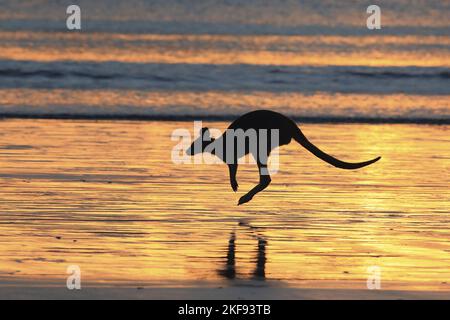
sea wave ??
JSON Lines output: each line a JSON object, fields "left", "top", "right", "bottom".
{"left": 0, "top": 61, "right": 449, "bottom": 95}
{"left": 345, "top": 70, "right": 450, "bottom": 79}
{"left": 1, "top": 112, "right": 448, "bottom": 124}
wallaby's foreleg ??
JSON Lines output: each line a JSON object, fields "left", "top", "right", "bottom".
{"left": 238, "top": 165, "right": 271, "bottom": 205}
{"left": 228, "top": 163, "right": 238, "bottom": 192}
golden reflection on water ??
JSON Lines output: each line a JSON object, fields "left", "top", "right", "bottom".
{"left": 0, "top": 32, "right": 448, "bottom": 66}
{"left": 0, "top": 89, "right": 448, "bottom": 120}
{"left": 0, "top": 120, "right": 449, "bottom": 290}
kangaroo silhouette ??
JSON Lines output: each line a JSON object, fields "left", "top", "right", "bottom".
{"left": 187, "top": 110, "right": 381, "bottom": 205}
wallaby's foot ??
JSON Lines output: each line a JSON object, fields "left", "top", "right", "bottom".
{"left": 230, "top": 180, "right": 239, "bottom": 192}
{"left": 238, "top": 193, "right": 253, "bottom": 205}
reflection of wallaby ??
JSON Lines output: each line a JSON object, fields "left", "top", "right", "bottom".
{"left": 187, "top": 110, "right": 381, "bottom": 205}
{"left": 218, "top": 229, "right": 267, "bottom": 281}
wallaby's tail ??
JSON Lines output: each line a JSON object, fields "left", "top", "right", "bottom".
{"left": 293, "top": 127, "right": 381, "bottom": 170}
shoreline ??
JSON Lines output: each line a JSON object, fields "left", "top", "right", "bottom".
{"left": 0, "top": 114, "right": 449, "bottom": 125}
{"left": 1, "top": 281, "right": 449, "bottom": 300}
{"left": 2, "top": 278, "right": 449, "bottom": 300}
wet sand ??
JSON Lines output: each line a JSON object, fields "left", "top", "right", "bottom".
{"left": 1, "top": 281, "right": 449, "bottom": 300}
{"left": 0, "top": 119, "right": 449, "bottom": 299}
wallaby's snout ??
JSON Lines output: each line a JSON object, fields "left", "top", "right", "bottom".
{"left": 186, "top": 144, "right": 194, "bottom": 156}
{"left": 186, "top": 127, "right": 212, "bottom": 156}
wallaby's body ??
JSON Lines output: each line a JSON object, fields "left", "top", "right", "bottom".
{"left": 187, "top": 110, "right": 381, "bottom": 205}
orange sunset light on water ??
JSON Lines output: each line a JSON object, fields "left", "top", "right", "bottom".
{"left": 0, "top": 32, "right": 449, "bottom": 67}
{"left": 0, "top": 121, "right": 449, "bottom": 290}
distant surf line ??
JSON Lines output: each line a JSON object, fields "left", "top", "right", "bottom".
{"left": 0, "top": 113, "right": 448, "bottom": 125}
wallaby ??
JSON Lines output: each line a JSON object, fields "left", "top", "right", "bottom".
{"left": 187, "top": 110, "right": 381, "bottom": 205}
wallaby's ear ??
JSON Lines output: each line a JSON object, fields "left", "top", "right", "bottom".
{"left": 201, "top": 127, "right": 211, "bottom": 140}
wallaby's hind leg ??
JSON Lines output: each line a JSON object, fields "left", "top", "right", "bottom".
{"left": 228, "top": 163, "right": 238, "bottom": 192}
{"left": 238, "top": 164, "right": 271, "bottom": 205}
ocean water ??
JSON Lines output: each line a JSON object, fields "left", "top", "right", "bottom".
{"left": 0, "top": 0, "right": 448, "bottom": 122}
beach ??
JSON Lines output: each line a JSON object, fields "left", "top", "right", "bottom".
{"left": 0, "top": 0, "right": 449, "bottom": 300}
{"left": 0, "top": 119, "right": 449, "bottom": 299}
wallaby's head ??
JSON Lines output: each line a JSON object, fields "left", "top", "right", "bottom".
{"left": 186, "top": 127, "right": 215, "bottom": 155}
